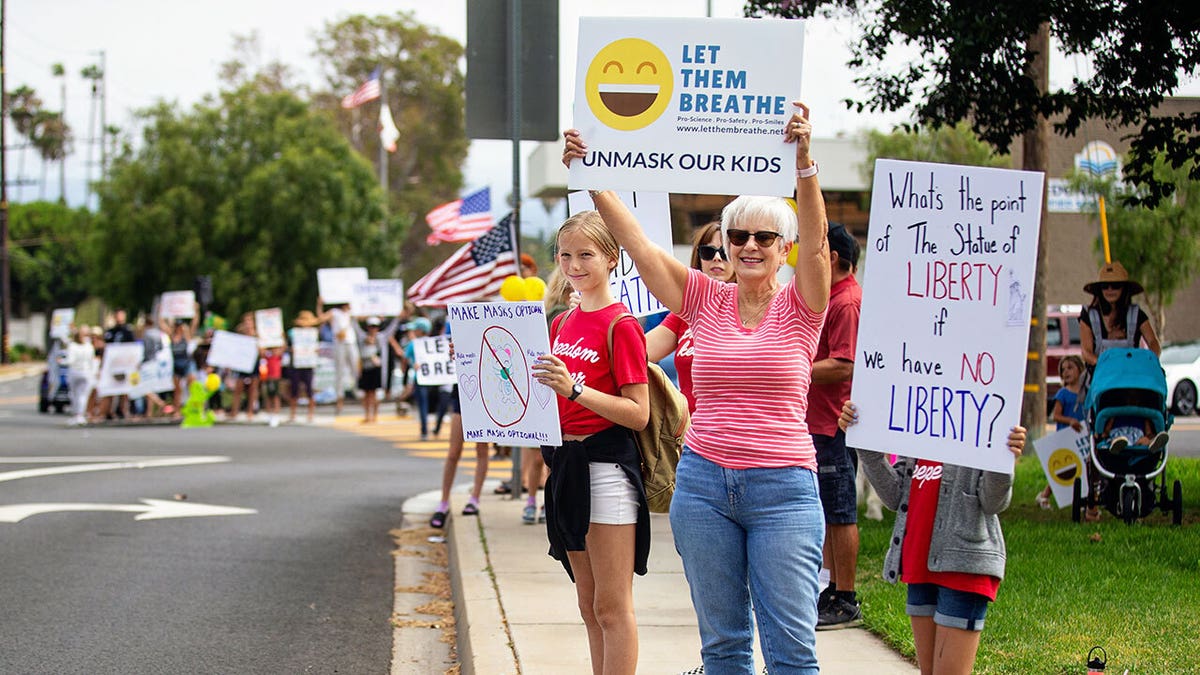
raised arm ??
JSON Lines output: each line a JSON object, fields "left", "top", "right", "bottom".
{"left": 645, "top": 324, "right": 680, "bottom": 363}
{"left": 563, "top": 129, "right": 690, "bottom": 314}
{"left": 785, "top": 103, "right": 831, "bottom": 313}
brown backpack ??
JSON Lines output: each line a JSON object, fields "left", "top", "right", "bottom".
{"left": 552, "top": 309, "right": 689, "bottom": 513}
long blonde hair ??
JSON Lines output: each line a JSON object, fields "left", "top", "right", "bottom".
{"left": 553, "top": 210, "right": 619, "bottom": 293}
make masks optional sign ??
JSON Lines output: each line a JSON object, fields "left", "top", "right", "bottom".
{"left": 569, "top": 17, "right": 804, "bottom": 197}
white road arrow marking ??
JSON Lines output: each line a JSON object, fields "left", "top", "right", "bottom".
{"left": 0, "top": 499, "right": 258, "bottom": 523}
{"left": 0, "top": 456, "right": 230, "bottom": 483}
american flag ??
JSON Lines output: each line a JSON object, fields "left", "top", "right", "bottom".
{"left": 425, "top": 187, "right": 494, "bottom": 245}
{"left": 407, "top": 213, "right": 519, "bottom": 307}
{"left": 341, "top": 67, "right": 381, "bottom": 109}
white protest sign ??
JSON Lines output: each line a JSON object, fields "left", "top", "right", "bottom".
{"left": 447, "top": 302, "right": 561, "bottom": 447}
{"left": 317, "top": 267, "right": 369, "bottom": 305}
{"left": 350, "top": 279, "right": 404, "bottom": 317}
{"left": 413, "top": 336, "right": 457, "bottom": 386}
{"left": 130, "top": 349, "right": 175, "bottom": 398}
{"left": 566, "top": 190, "right": 673, "bottom": 316}
{"left": 160, "top": 291, "right": 196, "bottom": 318}
{"left": 569, "top": 17, "right": 803, "bottom": 197}
{"left": 206, "top": 330, "right": 260, "bottom": 373}
{"left": 96, "top": 343, "right": 144, "bottom": 396}
{"left": 254, "top": 308, "right": 285, "bottom": 349}
{"left": 1034, "top": 425, "right": 1091, "bottom": 508}
{"left": 846, "top": 159, "right": 1045, "bottom": 474}
{"left": 50, "top": 308, "right": 75, "bottom": 340}
{"left": 290, "top": 328, "right": 320, "bottom": 368}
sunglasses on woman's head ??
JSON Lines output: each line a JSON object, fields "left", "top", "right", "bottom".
{"left": 698, "top": 245, "right": 728, "bottom": 261}
{"left": 726, "top": 229, "right": 783, "bottom": 247}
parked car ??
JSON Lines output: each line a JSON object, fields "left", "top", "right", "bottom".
{"left": 1161, "top": 340, "right": 1200, "bottom": 416}
{"left": 1045, "top": 304, "right": 1083, "bottom": 409}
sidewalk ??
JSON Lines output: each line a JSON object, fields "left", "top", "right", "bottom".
{"left": 410, "top": 485, "right": 918, "bottom": 674}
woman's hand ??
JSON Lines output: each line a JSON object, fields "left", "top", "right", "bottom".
{"left": 1070, "top": 419, "right": 1083, "bottom": 433}
{"left": 1007, "top": 426, "right": 1027, "bottom": 460}
{"left": 783, "top": 102, "right": 813, "bottom": 168}
{"left": 532, "top": 354, "right": 574, "bottom": 398}
{"left": 562, "top": 128, "right": 586, "bottom": 168}
{"left": 837, "top": 400, "right": 858, "bottom": 432}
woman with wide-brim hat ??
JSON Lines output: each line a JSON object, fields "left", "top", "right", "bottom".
{"left": 1079, "top": 260, "right": 1161, "bottom": 370}
{"left": 287, "top": 310, "right": 323, "bottom": 423}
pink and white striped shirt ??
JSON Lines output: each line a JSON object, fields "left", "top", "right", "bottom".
{"left": 678, "top": 268, "right": 825, "bottom": 470}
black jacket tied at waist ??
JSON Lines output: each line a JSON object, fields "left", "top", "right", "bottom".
{"left": 541, "top": 424, "right": 651, "bottom": 582}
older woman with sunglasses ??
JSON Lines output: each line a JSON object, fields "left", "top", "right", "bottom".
{"left": 563, "top": 102, "right": 830, "bottom": 674}
{"left": 644, "top": 221, "right": 732, "bottom": 413}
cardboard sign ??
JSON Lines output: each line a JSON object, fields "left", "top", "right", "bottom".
{"left": 50, "top": 308, "right": 75, "bottom": 340}
{"left": 254, "top": 308, "right": 285, "bottom": 349}
{"left": 1034, "top": 425, "right": 1091, "bottom": 508}
{"left": 413, "top": 336, "right": 457, "bottom": 386}
{"left": 317, "top": 267, "right": 369, "bottom": 305}
{"left": 160, "top": 291, "right": 196, "bottom": 319}
{"left": 566, "top": 190, "right": 674, "bottom": 317}
{"left": 846, "top": 159, "right": 1045, "bottom": 474}
{"left": 206, "top": 330, "right": 260, "bottom": 374}
{"left": 350, "top": 279, "right": 404, "bottom": 317}
{"left": 569, "top": 17, "right": 803, "bottom": 197}
{"left": 447, "top": 302, "right": 561, "bottom": 446}
{"left": 290, "top": 327, "right": 320, "bottom": 369}
{"left": 96, "top": 343, "right": 144, "bottom": 396}
{"left": 130, "top": 349, "right": 175, "bottom": 397}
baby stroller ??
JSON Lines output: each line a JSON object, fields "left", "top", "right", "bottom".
{"left": 1071, "top": 348, "right": 1183, "bottom": 525}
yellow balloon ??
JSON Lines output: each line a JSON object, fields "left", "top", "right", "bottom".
{"left": 523, "top": 276, "right": 547, "bottom": 301}
{"left": 499, "top": 275, "right": 526, "bottom": 301}
{"left": 205, "top": 373, "right": 221, "bottom": 393}
{"left": 787, "top": 243, "right": 799, "bottom": 267}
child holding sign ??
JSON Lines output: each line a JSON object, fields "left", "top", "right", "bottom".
{"left": 839, "top": 400, "right": 1026, "bottom": 675}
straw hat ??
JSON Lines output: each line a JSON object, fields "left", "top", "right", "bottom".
{"left": 1083, "top": 261, "right": 1144, "bottom": 295}
{"left": 294, "top": 310, "right": 321, "bottom": 327}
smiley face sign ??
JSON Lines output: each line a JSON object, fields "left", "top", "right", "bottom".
{"left": 1033, "top": 425, "right": 1090, "bottom": 508}
{"left": 585, "top": 38, "right": 673, "bottom": 131}
{"left": 1047, "top": 448, "right": 1083, "bottom": 487}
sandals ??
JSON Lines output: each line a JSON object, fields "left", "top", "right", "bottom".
{"left": 1035, "top": 493, "right": 1052, "bottom": 510}
{"left": 462, "top": 502, "right": 480, "bottom": 516}
{"left": 430, "top": 511, "right": 448, "bottom": 529}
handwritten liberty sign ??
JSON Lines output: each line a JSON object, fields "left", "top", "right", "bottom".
{"left": 846, "top": 159, "right": 1044, "bottom": 474}
{"left": 567, "top": 190, "right": 673, "bottom": 317}
{"left": 447, "top": 302, "right": 561, "bottom": 447}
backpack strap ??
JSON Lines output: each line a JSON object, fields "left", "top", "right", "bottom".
{"left": 550, "top": 307, "right": 575, "bottom": 342}
{"left": 605, "top": 312, "right": 639, "bottom": 358}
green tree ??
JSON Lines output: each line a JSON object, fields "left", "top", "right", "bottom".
{"left": 1069, "top": 153, "right": 1200, "bottom": 337}
{"left": 311, "top": 12, "right": 469, "bottom": 285}
{"left": 91, "top": 86, "right": 391, "bottom": 320}
{"left": 7, "top": 201, "right": 93, "bottom": 314}
{"left": 861, "top": 121, "right": 1010, "bottom": 184}
{"left": 746, "top": 0, "right": 1200, "bottom": 208}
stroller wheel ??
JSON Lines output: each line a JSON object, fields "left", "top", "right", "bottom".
{"left": 1120, "top": 488, "right": 1138, "bottom": 525}
{"left": 1071, "top": 478, "right": 1083, "bottom": 523}
{"left": 1172, "top": 480, "right": 1183, "bottom": 526}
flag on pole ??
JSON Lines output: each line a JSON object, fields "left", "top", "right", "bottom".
{"left": 379, "top": 102, "right": 400, "bottom": 153}
{"left": 425, "top": 187, "right": 494, "bottom": 245}
{"left": 407, "top": 213, "right": 519, "bottom": 307}
{"left": 341, "top": 67, "right": 382, "bottom": 109}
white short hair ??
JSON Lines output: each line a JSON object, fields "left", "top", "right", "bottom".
{"left": 720, "top": 196, "right": 797, "bottom": 245}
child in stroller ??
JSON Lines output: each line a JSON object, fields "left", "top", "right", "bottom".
{"left": 1074, "top": 347, "right": 1183, "bottom": 524}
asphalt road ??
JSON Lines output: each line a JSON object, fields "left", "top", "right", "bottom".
{"left": 0, "top": 374, "right": 439, "bottom": 674}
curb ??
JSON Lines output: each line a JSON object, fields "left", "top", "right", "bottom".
{"left": 448, "top": 494, "right": 519, "bottom": 675}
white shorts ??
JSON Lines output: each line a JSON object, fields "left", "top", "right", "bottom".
{"left": 589, "top": 462, "right": 639, "bottom": 525}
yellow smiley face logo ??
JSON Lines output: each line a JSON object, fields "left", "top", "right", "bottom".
{"left": 585, "top": 38, "right": 673, "bottom": 131}
{"left": 1047, "top": 448, "right": 1082, "bottom": 487}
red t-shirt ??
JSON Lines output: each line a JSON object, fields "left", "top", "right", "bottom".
{"left": 551, "top": 303, "right": 648, "bottom": 436}
{"left": 806, "top": 275, "right": 861, "bottom": 436}
{"left": 901, "top": 460, "right": 1000, "bottom": 601}
{"left": 264, "top": 351, "right": 283, "bottom": 380}
{"left": 660, "top": 312, "right": 697, "bottom": 413}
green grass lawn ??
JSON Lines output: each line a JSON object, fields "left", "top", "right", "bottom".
{"left": 856, "top": 455, "right": 1200, "bottom": 674}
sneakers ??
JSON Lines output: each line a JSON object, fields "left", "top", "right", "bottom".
{"left": 539, "top": 506, "right": 546, "bottom": 523}
{"left": 522, "top": 504, "right": 537, "bottom": 524}
{"left": 677, "top": 667, "right": 704, "bottom": 675}
{"left": 817, "top": 583, "right": 836, "bottom": 614}
{"left": 1148, "top": 431, "right": 1169, "bottom": 453}
{"left": 817, "top": 596, "right": 863, "bottom": 631}
{"left": 1108, "top": 436, "right": 1129, "bottom": 454}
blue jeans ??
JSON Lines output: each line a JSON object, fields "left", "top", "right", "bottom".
{"left": 670, "top": 448, "right": 825, "bottom": 674}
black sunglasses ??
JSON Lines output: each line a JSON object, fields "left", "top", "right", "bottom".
{"left": 726, "top": 229, "right": 783, "bottom": 247}
{"left": 698, "top": 245, "right": 728, "bottom": 261}
{"left": 1101, "top": 282, "right": 1125, "bottom": 290}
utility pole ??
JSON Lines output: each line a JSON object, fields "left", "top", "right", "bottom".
{"left": 99, "top": 50, "right": 106, "bottom": 178}
{"left": 53, "top": 62, "right": 65, "bottom": 204}
{"left": 1, "top": 0, "right": 10, "bottom": 363}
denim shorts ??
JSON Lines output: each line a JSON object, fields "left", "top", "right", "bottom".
{"left": 906, "top": 583, "right": 990, "bottom": 631}
{"left": 813, "top": 431, "right": 858, "bottom": 524}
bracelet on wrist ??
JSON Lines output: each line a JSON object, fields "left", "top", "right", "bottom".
{"left": 796, "top": 162, "right": 819, "bottom": 179}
